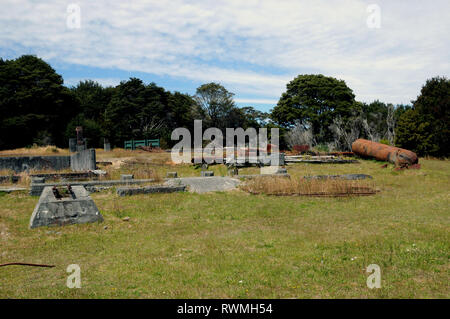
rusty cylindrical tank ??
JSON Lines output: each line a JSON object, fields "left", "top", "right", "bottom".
{"left": 352, "top": 139, "right": 418, "bottom": 166}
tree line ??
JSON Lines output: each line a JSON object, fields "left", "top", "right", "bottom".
{"left": 0, "top": 55, "right": 448, "bottom": 157}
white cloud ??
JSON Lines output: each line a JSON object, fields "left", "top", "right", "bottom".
{"left": 0, "top": 0, "right": 449, "bottom": 105}
{"left": 235, "top": 98, "right": 278, "bottom": 105}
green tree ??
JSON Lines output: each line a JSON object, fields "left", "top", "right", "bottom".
{"left": 70, "top": 80, "right": 114, "bottom": 122}
{"left": 239, "top": 106, "right": 269, "bottom": 129}
{"left": 414, "top": 77, "right": 449, "bottom": 156}
{"left": 194, "top": 82, "right": 236, "bottom": 130}
{"left": 67, "top": 80, "right": 115, "bottom": 147}
{"left": 0, "top": 55, "right": 78, "bottom": 149}
{"left": 270, "top": 74, "right": 357, "bottom": 143}
{"left": 167, "top": 92, "right": 197, "bottom": 131}
{"left": 395, "top": 76, "right": 449, "bottom": 157}
{"left": 104, "top": 78, "right": 170, "bottom": 146}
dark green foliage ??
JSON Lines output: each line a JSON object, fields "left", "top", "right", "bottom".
{"left": 395, "top": 77, "right": 449, "bottom": 157}
{"left": 167, "top": 91, "right": 197, "bottom": 131}
{"left": 0, "top": 55, "right": 78, "bottom": 149}
{"left": 68, "top": 80, "right": 115, "bottom": 147}
{"left": 70, "top": 80, "right": 114, "bottom": 122}
{"left": 104, "top": 78, "right": 167, "bottom": 146}
{"left": 65, "top": 115, "right": 104, "bottom": 148}
{"left": 270, "top": 74, "right": 357, "bottom": 143}
{"left": 395, "top": 109, "right": 436, "bottom": 155}
{"left": 102, "top": 78, "right": 199, "bottom": 147}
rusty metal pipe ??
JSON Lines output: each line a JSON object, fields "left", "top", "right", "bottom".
{"left": 351, "top": 139, "right": 418, "bottom": 166}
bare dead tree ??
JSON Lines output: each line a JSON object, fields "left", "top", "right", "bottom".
{"left": 285, "top": 121, "right": 316, "bottom": 148}
{"left": 140, "top": 118, "right": 165, "bottom": 138}
{"left": 329, "top": 115, "right": 362, "bottom": 151}
{"left": 362, "top": 118, "right": 381, "bottom": 142}
{"left": 385, "top": 104, "right": 395, "bottom": 145}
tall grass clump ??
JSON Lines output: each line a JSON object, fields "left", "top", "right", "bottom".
{"left": 240, "top": 176, "right": 377, "bottom": 197}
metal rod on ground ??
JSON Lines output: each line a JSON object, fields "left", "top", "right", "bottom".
{"left": 0, "top": 262, "right": 55, "bottom": 268}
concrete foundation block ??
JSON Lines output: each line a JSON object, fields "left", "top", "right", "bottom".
{"left": 29, "top": 185, "right": 103, "bottom": 229}
{"left": 121, "top": 174, "right": 134, "bottom": 180}
{"left": 70, "top": 149, "right": 96, "bottom": 172}
{"left": 166, "top": 172, "right": 178, "bottom": 178}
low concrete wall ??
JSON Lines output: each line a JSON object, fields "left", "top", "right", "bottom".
{"left": 70, "top": 149, "right": 96, "bottom": 172}
{"left": 30, "top": 171, "right": 99, "bottom": 181}
{"left": 236, "top": 173, "right": 290, "bottom": 179}
{"left": 0, "top": 155, "right": 70, "bottom": 173}
{"left": 30, "top": 178, "right": 157, "bottom": 196}
{"left": 117, "top": 185, "right": 186, "bottom": 196}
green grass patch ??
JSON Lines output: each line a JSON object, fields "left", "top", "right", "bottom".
{"left": 0, "top": 158, "right": 448, "bottom": 298}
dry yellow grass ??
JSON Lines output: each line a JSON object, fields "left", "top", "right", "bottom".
{"left": 240, "top": 176, "right": 377, "bottom": 197}
{"left": 0, "top": 145, "right": 69, "bottom": 156}
{"left": 99, "top": 160, "right": 163, "bottom": 182}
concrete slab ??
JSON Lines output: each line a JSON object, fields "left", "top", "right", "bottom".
{"left": 117, "top": 185, "right": 186, "bottom": 196}
{"left": 0, "top": 187, "right": 27, "bottom": 193}
{"left": 165, "top": 176, "right": 241, "bottom": 193}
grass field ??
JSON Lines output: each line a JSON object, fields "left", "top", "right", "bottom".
{"left": 0, "top": 151, "right": 448, "bottom": 298}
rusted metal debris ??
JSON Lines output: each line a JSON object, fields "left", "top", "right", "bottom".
{"left": 352, "top": 139, "right": 418, "bottom": 166}
{"left": 395, "top": 163, "right": 421, "bottom": 171}
{"left": 76, "top": 126, "right": 83, "bottom": 145}
{"left": 0, "top": 262, "right": 55, "bottom": 268}
{"left": 292, "top": 144, "right": 310, "bottom": 154}
{"left": 137, "top": 145, "right": 164, "bottom": 152}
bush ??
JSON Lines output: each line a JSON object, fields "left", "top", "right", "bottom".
{"left": 395, "top": 109, "right": 436, "bottom": 155}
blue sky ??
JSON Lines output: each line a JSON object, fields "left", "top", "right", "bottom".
{"left": 1, "top": 0, "right": 449, "bottom": 112}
